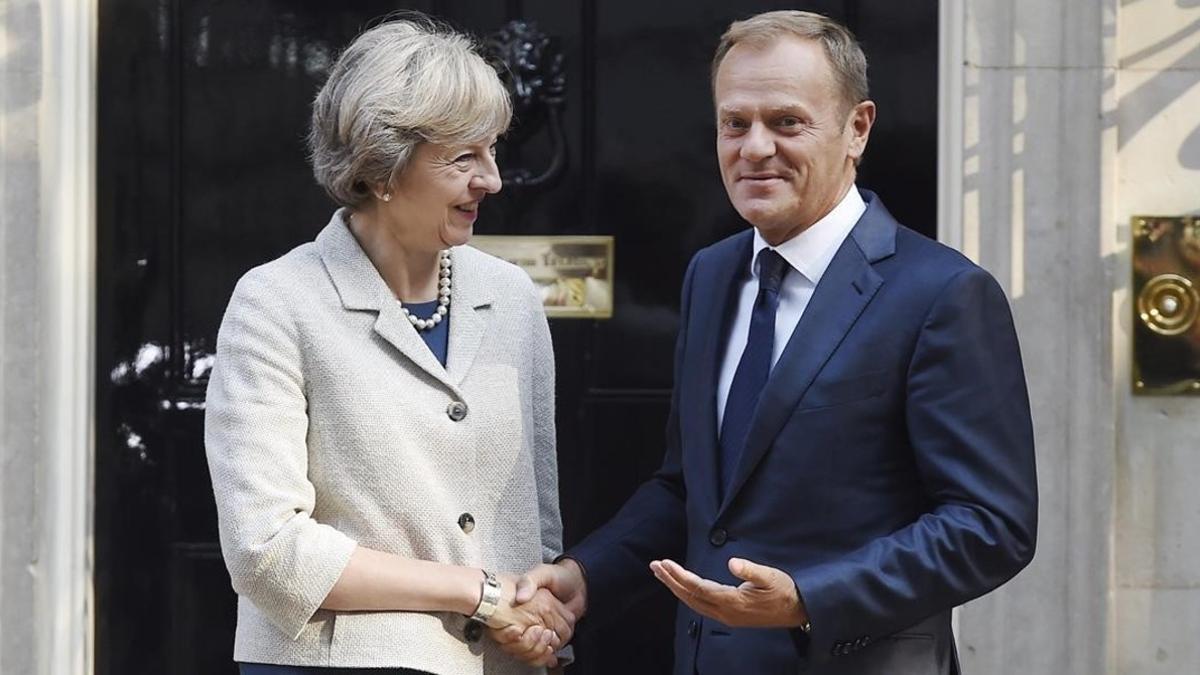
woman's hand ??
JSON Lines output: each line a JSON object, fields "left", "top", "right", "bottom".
{"left": 485, "top": 575, "right": 576, "bottom": 667}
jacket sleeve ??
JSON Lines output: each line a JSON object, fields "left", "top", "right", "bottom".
{"left": 566, "top": 251, "right": 699, "bottom": 617}
{"left": 791, "top": 265, "right": 1038, "bottom": 662}
{"left": 204, "top": 270, "right": 357, "bottom": 640}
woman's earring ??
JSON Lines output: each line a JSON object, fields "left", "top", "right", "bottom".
{"left": 381, "top": 193, "right": 392, "bottom": 202}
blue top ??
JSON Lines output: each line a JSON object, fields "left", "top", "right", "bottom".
{"left": 404, "top": 300, "right": 449, "bottom": 366}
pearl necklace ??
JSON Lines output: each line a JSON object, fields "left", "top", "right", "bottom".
{"left": 401, "top": 250, "right": 451, "bottom": 331}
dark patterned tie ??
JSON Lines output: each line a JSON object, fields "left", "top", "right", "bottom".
{"left": 718, "top": 248, "right": 790, "bottom": 499}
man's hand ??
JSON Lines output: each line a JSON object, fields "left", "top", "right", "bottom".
{"left": 649, "top": 557, "right": 808, "bottom": 628}
{"left": 488, "top": 560, "right": 588, "bottom": 667}
{"left": 514, "top": 559, "right": 588, "bottom": 617}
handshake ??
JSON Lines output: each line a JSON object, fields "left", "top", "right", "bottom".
{"left": 482, "top": 554, "right": 808, "bottom": 669}
{"left": 484, "top": 559, "right": 588, "bottom": 669}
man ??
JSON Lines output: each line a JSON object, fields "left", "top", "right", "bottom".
{"left": 496, "top": 10, "right": 1037, "bottom": 674}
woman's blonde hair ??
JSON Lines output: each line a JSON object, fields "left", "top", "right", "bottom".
{"left": 308, "top": 13, "right": 512, "bottom": 208}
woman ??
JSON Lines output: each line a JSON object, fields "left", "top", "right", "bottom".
{"left": 205, "top": 14, "right": 568, "bottom": 675}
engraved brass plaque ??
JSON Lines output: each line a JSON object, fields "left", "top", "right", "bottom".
{"left": 1132, "top": 215, "right": 1200, "bottom": 395}
{"left": 471, "top": 235, "right": 614, "bottom": 319}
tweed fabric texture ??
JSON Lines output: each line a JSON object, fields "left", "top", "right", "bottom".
{"left": 205, "top": 210, "right": 561, "bottom": 674}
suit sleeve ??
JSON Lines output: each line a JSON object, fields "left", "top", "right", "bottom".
{"left": 791, "top": 265, "right": 1038, "bottom": 661}
{"left": 565, "top": 252, "right": 700, "bottom": 618}
{"left": 204, "top": 271, "right": 358, "bottom": 639}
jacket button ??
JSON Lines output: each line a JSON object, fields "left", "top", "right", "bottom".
{"left": 447, "top": 401, "right": 468, "bottom": 421}
{"left": 458, "top": 513, "right": 475, "bottom": 533}
{"left": 464, "top": 620, "right": 483, "bottom": 643}
{"left": 687, "top": 620, "right": 699, "bottom": 638}
{"left": 708, "top": 528, "right": 728, "bottom": 546}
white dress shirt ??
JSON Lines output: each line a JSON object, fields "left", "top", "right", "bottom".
{"left": 716, "top": 186, "right": 867, "bottom": 432}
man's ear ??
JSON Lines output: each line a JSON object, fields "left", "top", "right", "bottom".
{"left": 847, "top": 99, "right": 876, "bottom": 163}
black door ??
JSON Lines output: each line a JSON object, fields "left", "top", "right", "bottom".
{"left": 95, "top": 2, "right": 937, "bottom": 673}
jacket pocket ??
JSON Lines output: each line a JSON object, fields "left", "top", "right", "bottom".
{"left": 825, "top": 632, "right": 938, "bottom": 675}
{"left": 798, "top": 370, "right": 888, "bottom": 410}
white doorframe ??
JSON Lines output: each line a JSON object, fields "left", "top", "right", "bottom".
{"left": 938, "top": 0, "right": 966, "bottom": 253}
{"left": 36, "top": 0, "right": 98, "bottom": 673}
{"left": 938, "top": 0, "right": 968, "bottom": 641}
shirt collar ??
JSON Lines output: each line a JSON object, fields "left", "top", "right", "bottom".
{"left": 751, "top": 185, "right": 866, "bottom": 285}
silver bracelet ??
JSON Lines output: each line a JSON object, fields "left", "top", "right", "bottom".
{"left": 469, "top": 570, "right": 502, "bottom": 624}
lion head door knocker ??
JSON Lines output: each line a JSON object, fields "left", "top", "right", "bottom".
{"left": 1132, "top": 216, "right": 1200, "bottom": 394}
{"left": 484, "top": 20, "right": 567, "bottom": 191}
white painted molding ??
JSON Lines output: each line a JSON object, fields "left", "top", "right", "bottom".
{"left": 938, "top": 0, "right": 967, "bottom": 640}
{"left": 36, "top": 0, "right": 97, "bottom": 673}
{"left": 937, "top": 0, "right": 966, "bottom": 252}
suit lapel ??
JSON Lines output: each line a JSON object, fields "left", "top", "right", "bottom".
{"left": 372, "top": 302, "right": 456, "bottom": 389}
{"left": 687, "top": 232, "right": 753, "bottom": 514}
{"left": 718, "top": 192, "right": 895, "bottom": 512}
{"left": 316, "top": 210, "right": 471, "bottom": 396}
{"left": 445, "top": 247, "right": 493, "bottom": 386}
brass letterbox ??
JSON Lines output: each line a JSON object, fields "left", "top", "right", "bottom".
{"left": 1132, "top": 215, "right": 1200, "bottom": 395}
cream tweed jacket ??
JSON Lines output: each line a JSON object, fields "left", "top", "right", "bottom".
{"left": 205, "top": 210, "right": 562, "bottom": 674}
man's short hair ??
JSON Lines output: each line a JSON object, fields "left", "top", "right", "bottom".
{"left": 308, "top": 13, "right": 512, "bottom": 208}
{"left": 712, "top": 10, "right": 869, "bottom": 115}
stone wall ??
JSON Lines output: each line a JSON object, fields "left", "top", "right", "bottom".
{"left": 0, "top": 1, "right": 43, "bottom": 675}
{"left": 1113, "top": 1, "right": 1200, "bottom": 672}
{"left": 954, "top": 1, "right": 1200, "bottom": 673}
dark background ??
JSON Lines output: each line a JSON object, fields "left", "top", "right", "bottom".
{"left": 95, "top": 1, "right": 938, "bottom": 673}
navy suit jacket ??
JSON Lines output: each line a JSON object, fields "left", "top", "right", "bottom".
{"left": 570, "top": 191, "right": 1038, "bottom": 674}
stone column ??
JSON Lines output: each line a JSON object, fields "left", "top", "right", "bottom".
{"left": 1, "top": 0, "right": 94, "bottom": 673}
{"left": 1, "top": 2, "right": 45, "bottom": 674}
{"left": 948, "top": 1, "right": 1119, "bottom": 674}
